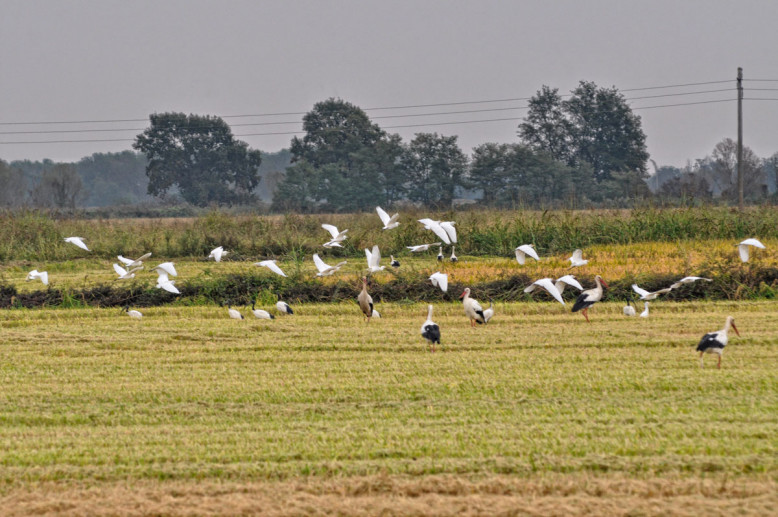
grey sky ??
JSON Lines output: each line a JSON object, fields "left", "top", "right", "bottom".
{"left": 1, "top": 0, "right": 776, "bottom": 167}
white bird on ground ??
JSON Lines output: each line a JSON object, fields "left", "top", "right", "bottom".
{"left": 250, "top": 302, "right": 275, "bottom": 320}
{"left": 640, "top": 302, "right": 650, "bottom": 318}
{"left": 113, "top": 263, "right": 142, "bottom": 280}
{"left": 208, "top": 246, "right": 228, "bottom": 262}
{"left": 483, "top": 299, "right": 495, "bottom": 324}
{"left": 439, "top": 221, "right": 457, "bottom": 243}
{"left": 276, "top": 298, "right": 293, "bottom": 315}
{"left": 632, "top": 284, "right": 673, "bottom": 301}
{"left": 418, "top": 219, "right": 451, "bottom": 245}
{"left": 121, "top": 306, "right": 143, "bottom": 319}
{"left": 26, "top": 270, "right": 49, "bottom": 286}
{"left": 571, "top": 275, "right": 609, "bottom": 322}
{"left": 554, "top": 274, "right": 584, "bottom": 295}
{"left": 255, "top": 260, "right": 287, "bottom": 277}
{"left": 322, "top": 224, "right": 348, "bottom": 247}
{"left": 459, "top": 287, "right": 486, "bottom": 327}
{"left": 64, "top": 237, "right": 89, "bottom": 251}
{"left": 365, "top": 245, "right": 386, "bottom": 273}
{"left": 697, "top": 316, "right": 740, "bottom": 369}
{"left": 450, "top": 246, "right": 458, "bottom": 262}
{"left": 225, "top": 302, "right": 243, "bottom": 320}
{"left": 358, "top": 277, "right": 375, "bottom": 323}
{"left": 372, "top": 309, "right": 381, "bottom": 318}
{"left": 568, "top": 249, "right": 588, "bottom": 268}
{"left": 390, "top": 255, "right": 400, "bottom": 268}
{"left": 117, "top": 253, "right": 151, "bottom": 268}
{"left": 524, "top": 278, "right": 566, "bottom": 305}
{"left": 376, "top": 206, "right": 400, "bottom": 230}
{"left": 737, "top": 238, "right": 765, "bottom": 262}
{"left": 514, "top": 244, "right": 540, "bottom": 265}
{"left": 623, "top": 300, "right": 636, "bottom": 316}
{"left": 669, "top": 276, "right": 713, "bottom": 289}
{"left": 437, "top": 246, "right": 444, "bottom": 261}
{"left": 421, "top": 305, "right": 441, "bottom": 352}
{"left": 407, "top": 243, "right": 441, "bottom": 252}
{"left": 312, "top": 254, "right": 347, "bottom": 276}
{"left": 429, "top": 272, "right": 448, "bottom": 293}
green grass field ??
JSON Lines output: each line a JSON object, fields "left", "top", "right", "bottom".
{"left": 1, "top": 300, "right": 777, "bottom": 515}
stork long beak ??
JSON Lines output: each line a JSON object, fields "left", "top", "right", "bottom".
{"left": 600, "top": 279, "right": 609, "bottom": 289}
{"left": 459, "top": 291, "right": 465, "bottom": 299}
{"left": 732, "top": 322, "right": 740, "bottom": 337}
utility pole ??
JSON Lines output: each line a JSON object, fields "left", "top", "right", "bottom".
{"left": 737, "top": 67, "right": 744, "bottom": 210}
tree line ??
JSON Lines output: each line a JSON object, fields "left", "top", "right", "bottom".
{"left": 2, "top": 80, "right": 776, "bottom": 212}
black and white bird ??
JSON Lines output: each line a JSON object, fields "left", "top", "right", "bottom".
{"left": 223, "top": 301, "right": 243, "bottom": 320}
{"left": 571, "top": 275, "right": 609, "bottom": 322}
{"left": 737, "top": 238, "right": 765, "bottom": 262}
{"left": 696, "top": 316, "right": 740, "bottom": 369}
{"left": 121, "top": 306, "right": 143, "bottom": 319}
{"left": 640, "top": 302, "right": 650, "bottom": 318}
{"left": 390, "top": 255, "right": 400, "bottom": 268}
{"left": 437, "top": 246, "right": 444, "bottom": 261}
{"left": 460, "top": 287, "right": 486, "bottom": 327}
{"left": 420, "top": 305, "right": 441, "bottom": 352}
{"left": 276, "top": 298, "right": 293, "bottom": 315}
{"left": 250, "top": 302, "right": 275, "bottom": 320}
{"left": 623, "top": 300, "right": 637, "bottom": 316}
{"left": 450, "top": 246, "right": 458, "bottom": 262}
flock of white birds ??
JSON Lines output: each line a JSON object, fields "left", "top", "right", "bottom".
{"left": 21, "top": 210, "right": 769, "bottom": 367}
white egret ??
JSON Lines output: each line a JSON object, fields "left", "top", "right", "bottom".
{"left": 417, "top": 219, "right": 451, "bottom": 245}
{"left": 312, "top": 254, "right": 346, "bottom": 276}
{"left": 64, "top": 237, "right": 89, "bottom": 251}
{"left": 26, "top": 270, "right": 49, "bottom": 286}
{"left": 117, "top": 253, "right": 151, "bottom": 268}
{"left": 255, "top": 260, "right": 287, "bottom": 277}
{"left": 524, "top": 278, "right": 565, "bottom": 305}
{"left": 554, "top": 274, "right": 584, "bottom": 295}
{"left": 113, "top": 263, "right": 142, "bottom": 280}
{"left": 364, "top": 245, "right": 385, "bottom": 273}
{"left": 429, "top": 272, "right": 448, "bottom": 293}
{"left": 669, "top": 276, "right": 713, "bottom": 289}
{"left": 640, "top": 302, "right": 650, "bottom": 318}
{"left": 322, "top": 224, "right": 348, "bottom": 247}
{"left": 631, "top": 284, "right": 673, "bottom": 301}
{"left": 406, "top": 243, "right": 441, "bottom": 252}
{"left": 737, "top": 238, "right": 765, "bottom": 262}
{"left": 514, "top": 244, "right": 539, "bottom": 265}
{"left": 208, "top": 246, "right": 228, "bottom": 262}
{"left": 568, "top": 249, "right": 588, "bottom": 268}
{"left": 439, "top": 221, "right": 457, "bottom": 243}
{"left": 376, "top": 206, "right": 400, "bottom": 230}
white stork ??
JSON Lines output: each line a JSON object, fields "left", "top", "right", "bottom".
{"left": 420, "top": 305, "right": 441, "bottom": 352}
{"left": 571, "top": 275, "right": 609, "bottom": 322}
{"left": 697, "top": 316, "right": 740, "bottom": 369}
{"left": 459, "top": 287, "right": 486, "bottom": 327}
{"left": 357, "top": 277, "right": 375, "bottom": 323}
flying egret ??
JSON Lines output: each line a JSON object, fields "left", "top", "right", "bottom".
{"left": 357, "top": 277, "right": 375, "bottom": 323}
{"left": 26, "top": 270, "right": 49, "bottom": 286}
{"left": 568, "top": 249, "right": 588, "bottom": 268}
{"left": 152, "top": 262, "right": 178, "bottom": 277}
{"left": 376, "top": 206, "right": 400, "bottom": 230}
{"left": 113, "top": 263, "right": 142, "bottom": 280}
{"left": 571, "top": 275, "right": 609, "bottom": 322}
{"left": 255, "top": 260, "right": 287, "bottom": 277}
{"left": 554, "top": 274, "right": 584, "bottom": 295}
{"left": 514, "top": 244, "right": 540, "bottom": 265}
{"left": 524, "top": 278, "right": 565, "bottom": 305}
{"left": 312, "top": 254, "right": 346, "bottom": 276}
{"left": 117, "top": 253, "right": 151, "bottom": 268}
{"left": 669, "top": 276, "right": 713, "bottom": 290}
{"left": 208, "top": 246, "right": 228, "bottom": 262}
{"left": 121, "top": 306, "right": 143, "bottom": 319}
{"left": 420, "top": 305, "right": 441, "bottom": 352}
{"left": 322, "top": 224, "right": 348, "bottom": 247}
{"left": 631, "top": 284, "right": 673, "bottom": 301}
{"left": 152, "top": 264, "right": 179, "bottom": 294}
{"left": 429, "top": 271, "right": 448, "bottom": 293}
{"left": 406, "top": 243, "right": 441, "bottom": 252}
{"left": 417, "top": 219, "right": 451, "bottom": 245}
{"left": 439, "top": 221, "right": 457, "bottom": 244}
{"left": 737, "top": 238, "right": 765, "bottom": 262}
{"left": 365, "top": 245, "right": 385, "bottom": 273}
{"left": 697, "top": 316, "right": 740, "bottom": 369}
{"left": 459, "top": 287, "right": 486, "bottom": 327}
{"left": 64, "top": 237, "right": 89, "bottom": 251}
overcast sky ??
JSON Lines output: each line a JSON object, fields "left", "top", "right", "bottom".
{"left": 1, "top": 0, "right": 776, "bottom": 168}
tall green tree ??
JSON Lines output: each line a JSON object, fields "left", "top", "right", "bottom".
{"left": 133, "top": 113, "right": 261, "bottom": 206}
{"left": 401, "top": 133, "right": 468, "bottom": 209}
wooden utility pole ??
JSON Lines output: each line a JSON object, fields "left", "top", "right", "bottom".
{"left": 737, "top": 67, "right": 744, "bottom": 210}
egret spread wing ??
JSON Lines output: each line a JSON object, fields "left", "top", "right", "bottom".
{"left": 113, "top": 263, "right": 128, "bottom": 276}
{"left": 312, "top": 253, "right": 329, "bottom": 273}
{"left": 631, "top": 284, "right": 650, "bottom": 298}
{"left": 440, "top": 221, "right": 457, "bottom": 243}
{"left": 370, "top": 245, "right": 381, "bottom": 268}
{"left": 258, "top": 260, "right": 287, "bottom": 277}
{"left": 429, "top": 272, "right": 448, "bottom": 292}
{"left": 154, "top": 262, "right": 178, "bottom": 277}
{"left": 572, "top": 249, "right": 583, "bottom": 261}
{"left": 321, "top": 224, "right": 340, "bottom": 239}
{"left": 117, "top": 255, "right": 134, "bottom": 266}
{"left": 535, "top": 278, "right": 565, "bottom": 305}
{"left": 65, "top": 237, "right": 90, "bottom": 251}
{"left": 427, "top": 221, "right": 451, "bottom": 245}
{"left": 556, "top": 274, "right": 583, "bottom": 291}
{"left": 740, "top": 238, "right": 765, "bottom": 248}
{"left": 738, "top": 244, "right": 750, "bottom": 262}
{"left": 376, "top": 206, "right": 391, "bottom": 225}
{"left": 519, "top": 245, "right": 539, "bottom": 261}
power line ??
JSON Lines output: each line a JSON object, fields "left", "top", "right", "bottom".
{"left": 743, "top": 97, "right": 778, "bottom": 101}
{"left": 630, "top": 99, "right": 735, "bottom": 110}
{"left": 745, "top": 79, "right": 778, "bottom": 82}
{"left": 620, "top": 79, "right": 732, "bottom": 92}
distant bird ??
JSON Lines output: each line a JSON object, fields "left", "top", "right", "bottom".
{"left": 357, "top": 277, "right": 375, "bottom": 323}
{"left": 632, "top": 284, "right": 673, "bottom": 301}
{"left": 250, "top": 302, "right": 275, "bottom": 320}
{"left": 208, "top": 246, "right": 228, "bottom": 262}
{"left": 437, "top": 246, "right": 444, "bottom": 261}
{"left": 113, "top": 263, "right": 142, "bottom": 280}
{"left": 554, "top": 274, "right": 584, "bottom": 295}
{"left": 26, "top": 269, "right": 49, "bottom": 286}
{"left": 420, "top": 305, "right": 441, "bottom": 352}
{"left": 568, "top": 249, "right": 588, "bottom": 268}
{"left": 376, "top": 206, "right": 400, "bottom": 230}
{"left": 407, "top": 243, "right": 441, "bottom": 252}
{"left": 322, "top": 224, "right": 348, "bottom": 248}
{"left": 640, "top": 302, "right": 650, "bottom": 318}
{"left": 117, "top": 253, "right": 151, "bottom": 268}
{"left": 483, "top": 298, "right": 495, "bottom": 324}
{"left": 276, "top": 298, "right": 293, "bottom": 315}
{"left": 524, "top": 278, "right": 565, "bottom": 305}
{"left": 571, "top": 275, "right": 609, "bottom": 322}
{"left": 429, "top": 271, "right": 448, "bottom": 293}
{"left": 313, "top": 254, "right": 347, "bottom": 276}
{"left": 737, "top": 238, "right": 766, "bottom": 262}
{"left": 669, "top": 276, "right": 713, "bottom": 290}
{"left": 372, "top": 309, "right": 381, "bottom": 318}
{"left": 450, "top": 246, "right": 458, "bottom": 262}
{"left": 121, "top": 306, "right": 143, "bottom": 319}
{"left": 439, "top": 221, "right": 457, "bottom": 243}
{"left": 390, "top": 255, "right": 400, "bottom": 268}
{"left": 514, "top": 244, "right": 539, "bottom": 265}
{"left": 418, "top": 219, "right": 452, "bottom": 245}
{"left": 152, "top": 263, "right": 179, "bottom": 294}
{"left": 64, "top": 237, "right": 89, "bottom": 251}
{"left": 255, "top": 259, "right": 287, "bottom": 277}
{"left": 365, "top": 245, "right": 386, "bottom": 273}
{"left": 623, "top": 300, "right": 637, "bottom": 316}
{"left": 697, "top": 316, "right": 740, "bottom": 369}
{"left": 460, "top": 287, "right": 486, "bottom": 327}
{"left": 223, "top": 301, "right": 243, "bottom": 320}
{"left": 152, "top": 262, "right": 178, "bottom": 277}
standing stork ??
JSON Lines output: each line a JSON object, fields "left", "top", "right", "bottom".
{"left": 357, "top": 277, "right": 375, "bottom": 323}
{"left": 697, "top": 316, "right": 740, "bottom": 369}
{"left": 420, "top": 305, "right": 441, "bottom": 352}
{"left": 571, "top": 275, "right": 609, "bottom": 322}
{"left": 459, "top": 287, "right": 486, "bottom": 327}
